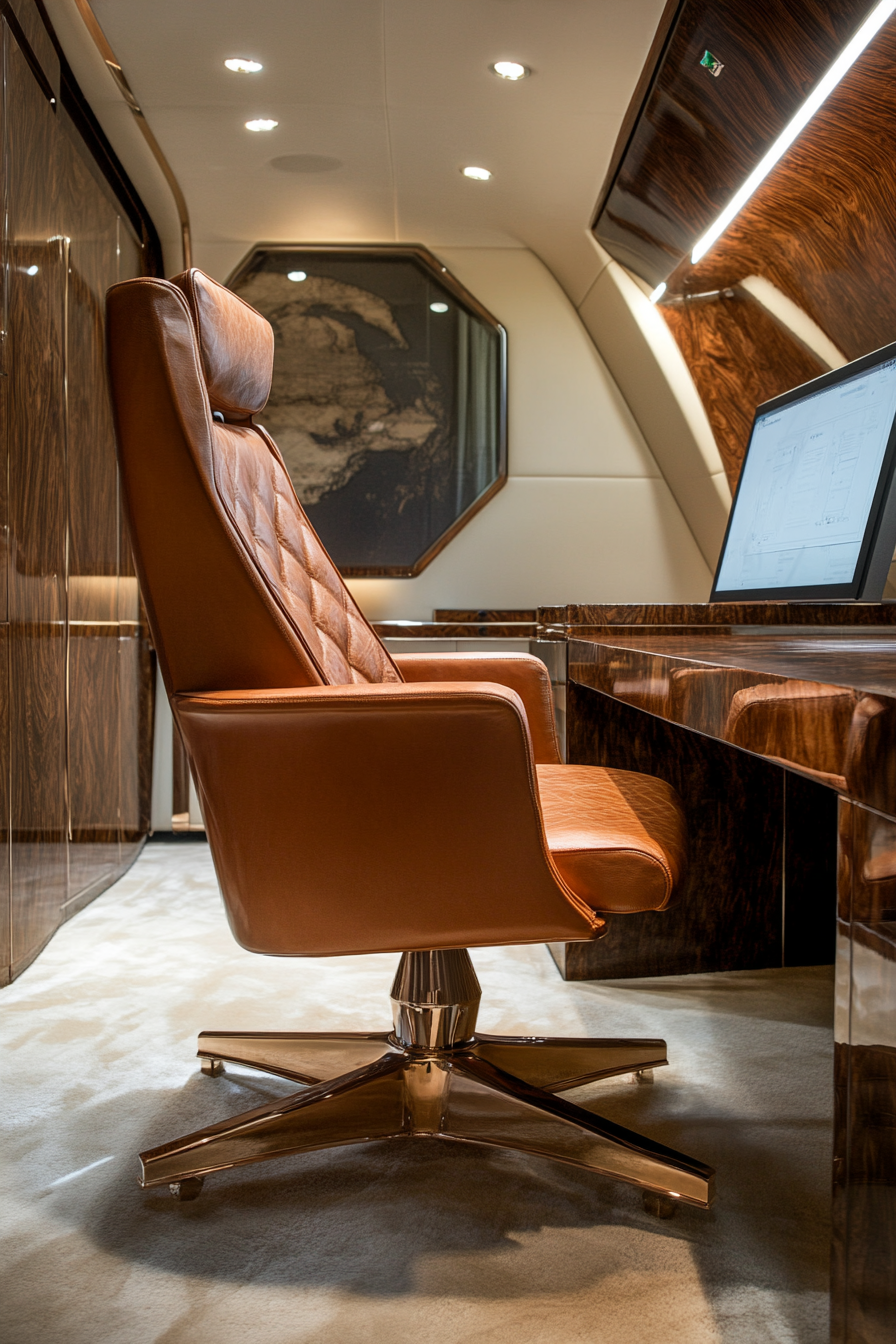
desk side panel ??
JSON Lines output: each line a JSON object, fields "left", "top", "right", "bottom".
{"left": 832, "top": 799, "right": 896, "bottom": 1344}
{"left": 561, "top": 678, "right": 784, "bottom": 979}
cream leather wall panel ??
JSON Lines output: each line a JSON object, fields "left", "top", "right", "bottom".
{"left": 577, "top": 254, "right": 731, "bottom": 572}
{"left": 348, "top": 476, "right": 712, "bottom": 620}
{"left": 437, "top": 248, "right": 661, "bottom": 479}
{"left": 349, "top": 248, "right": 712, "bottom": 619}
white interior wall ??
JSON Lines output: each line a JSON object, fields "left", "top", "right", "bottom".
{"left": 348, "top": 247, "right": 713, "bottom": 621}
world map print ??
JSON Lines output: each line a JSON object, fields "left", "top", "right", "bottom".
{"left": 229, "top": 251, "right": 503, "bottom": 574}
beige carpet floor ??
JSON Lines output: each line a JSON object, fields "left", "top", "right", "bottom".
{"left": 1, "top": 840, "right": 834, "bottom": 1344}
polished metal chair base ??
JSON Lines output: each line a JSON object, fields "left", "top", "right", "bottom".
{"left": 141, "top": 950, "right": 714, "bottom": 1212}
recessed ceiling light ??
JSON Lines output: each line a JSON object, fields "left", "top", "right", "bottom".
{"left": 649, "top": 281, "right": 667, "bottom": 304}
{"left": 288, "top": 270, "right": 307, "bottom": 282}
{"left": 225, "top": 58, "right": 263, "bottom": 73}
{"left": 245, "top": 118, "right": 278, "bottom": 132}
{"left": 430, "top": 302, "right": 449, "bottom": 313}
{"left": 462, "top": 165, "right": 491, "bottom": 180}
{"left": 490, "top": 61, "right": 530, "bottom": 80}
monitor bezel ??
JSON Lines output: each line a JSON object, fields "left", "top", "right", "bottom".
{"left": 710, "top": 340, "right": 896, "bottom": 603}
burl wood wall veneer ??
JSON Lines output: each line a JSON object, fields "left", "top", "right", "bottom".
{"left": 594, "top": 0, "right": 896, "bottom": 488}
{"left": 1, "top": 0, "right": 160, "bottom": 984}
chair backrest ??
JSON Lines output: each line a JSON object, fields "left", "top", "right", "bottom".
{"left": 106, "top": 269, "right": 400, "bottom": 695}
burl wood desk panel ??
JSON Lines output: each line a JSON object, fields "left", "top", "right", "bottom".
{"left": 564, "top": 628, "right": 896, "bottom": 1344}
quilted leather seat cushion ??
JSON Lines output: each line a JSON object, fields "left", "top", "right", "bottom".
{"left": 537, "top": 764, "right": 687, "bottom": 913}
{"left": 214, "top": 424, "right": 400, "bottom": 686}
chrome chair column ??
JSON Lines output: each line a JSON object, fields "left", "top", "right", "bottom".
{"left": 390, "top": 949, "right": 482, "bottom": 1049}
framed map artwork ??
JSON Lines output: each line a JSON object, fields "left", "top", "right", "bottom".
{"left": 227, "top": 244, "right": 507, "bottom": 576}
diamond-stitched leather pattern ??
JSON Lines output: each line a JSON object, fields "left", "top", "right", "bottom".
{"left": 213, "top": 423, "right": 400, "bottom": 686}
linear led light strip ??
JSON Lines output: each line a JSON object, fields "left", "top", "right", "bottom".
{"left": 691, "top": 0, "right": 896, "bottom": 264}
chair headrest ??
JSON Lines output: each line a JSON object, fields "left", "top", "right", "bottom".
{"left": 172, "top": 268, "right": 274, "bottom": 418}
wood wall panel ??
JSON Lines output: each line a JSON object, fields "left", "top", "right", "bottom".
{"left": 62, "top": 111, "right": 124, "bottom": 899}
{"left": 9, "top": 623, "right": 67, "bottom": 967}
{"left": 7, "top": 36, "right": 64, "bottom": 604}
{"left": 66, "top": 219, "right": 120, "bottom": 587}
{"left": 0, "top": 0, "right": 155, "bottom": 981}
{"left": 660, "top": 292, "right": 827, "bottom": 488}
{"left": 594, "top": 0, "right": 896, "bottom": 491}
{"left": 7, "top": 27, "right": 68, "bottom": 971}
{"left": 6, "top": 0, "right": 59, "bottom": 98}
{"left": 673, "top": 23, "right": 896, "bottom": 361}
{"left": 594, "top": 0, "right": 871, "bottom": 284}
{"left": 662, "top": 22, "right": 896, "bottom": 483}
{"left": 0, "top": 277, "right": 7, "bottom": 625}
{"left": 68, "top": 630, "right": 119, "bottom": 844}
{"left": 119, "top": 622, "right": 153, "bottom": 857}
{"left": 0, "top": 627, "right": 9, "bottom": 974}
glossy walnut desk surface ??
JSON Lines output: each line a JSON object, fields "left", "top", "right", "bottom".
{"left": 569, "top": 630, "right": 896, "bottom": 818}
{"left": 570, "top": 629, "right": 896, "bottom": 698}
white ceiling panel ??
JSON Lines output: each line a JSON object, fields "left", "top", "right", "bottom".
{"left": 145, "top": 102, "right": 396, "bottom": 245}
{"left": 92, "top": 0, "right": 386, "bottom": 107}
{"left": 385, "top": 0, "right": 661, "bottom": 116}
{"left": 85, "top": 0, "right": 666, "bottom": 295}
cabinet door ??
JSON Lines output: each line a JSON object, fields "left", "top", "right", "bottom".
{"left": 0, "top": 624, "right": 9, "bottom": 981}
{"left": 832, "top": 800, "right": 896, "bottom": 1344}
{"left": 63, "top": 123, "right": 122, "bottom": 906}
{"left": 0, "top": 42, "right": 7, "bottom": 976}
{"left": 6, "top": 24, "right": 67, "bottom": 973}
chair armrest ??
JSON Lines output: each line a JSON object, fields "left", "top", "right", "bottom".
{"left": 174, "top": 682, "right": 598, "bottom": 957}
{"left": 393, "top": 653, "right": 562, "bottom": 765}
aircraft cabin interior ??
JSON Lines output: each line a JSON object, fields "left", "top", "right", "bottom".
{"left": 3, "top": 1, "right": 896, "bottom": 1341}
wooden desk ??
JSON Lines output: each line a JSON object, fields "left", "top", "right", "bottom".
{"left": 561, "top": 617, "right": 896, "bottom": 1344}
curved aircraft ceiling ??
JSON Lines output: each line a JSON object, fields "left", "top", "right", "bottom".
{"left": 85, "top": 0, "right": 666, "bottom": 295}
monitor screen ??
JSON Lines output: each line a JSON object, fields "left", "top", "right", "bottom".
{"left": 711, "top": 343, "right": 896, "bottom": 601}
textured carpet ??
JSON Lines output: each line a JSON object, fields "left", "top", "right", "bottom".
{"left": 1, "top": 840, "right": 833, "bottom": 1344}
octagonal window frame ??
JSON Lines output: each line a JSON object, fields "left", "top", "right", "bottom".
{"left": 225, "top": 242, "right": 508, "bottom": 577}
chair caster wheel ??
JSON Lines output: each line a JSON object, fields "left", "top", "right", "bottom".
{"left": 631, "top": 1068, "right": 654, "bottom": 1084}
{"left": 169, "top": 1177, "right": 204, "bottom": 1201}
{"left": 642, "top": 1191, "right": 678, "bottom": 1219}
{"left": 200, "top": 1057, "right": 225, "bottom": 1077}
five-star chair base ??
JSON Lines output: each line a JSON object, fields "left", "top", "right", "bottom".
{"left": 141, "top": 950, "right": 715, "bottom": 1214}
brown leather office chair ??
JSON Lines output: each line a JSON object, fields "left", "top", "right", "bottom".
{"left": 105, "top": 269, "right": 713, "bottom": 1213}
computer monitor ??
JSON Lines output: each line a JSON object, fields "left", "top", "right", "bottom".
{"left": 711, "top": 342, "right": 896, "bottom": 602}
